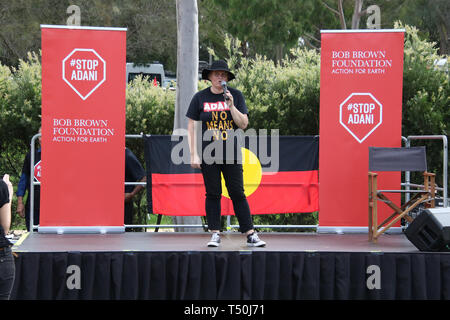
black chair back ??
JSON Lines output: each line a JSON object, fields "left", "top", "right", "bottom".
{"left": 368, "top": 146, "right": 427, "bottom": 172}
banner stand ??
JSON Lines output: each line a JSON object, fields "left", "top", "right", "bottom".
{"left": 38, "top": 226, "right": 125, "bottom": 234}
{"left": 40, "top": 25, "right": 127, "bottom": 233}
{"left": 317, "top": 226, "right": 402, "bottom": 234}
{"left": 318, "top": 29, "right": 405, "bottom": 231}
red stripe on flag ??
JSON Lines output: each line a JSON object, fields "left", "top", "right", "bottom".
{"left": 245, "top": 171, "right": 319, "bottom": 215}
{"left": 151, "top": 170, "right": 318, "bottom": 216}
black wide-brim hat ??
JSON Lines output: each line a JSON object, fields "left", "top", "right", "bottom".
{"left": 201, "top": 60, "right": 235, "bottom": 81}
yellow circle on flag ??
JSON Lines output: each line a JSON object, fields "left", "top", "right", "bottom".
{"left": 221, "top": 148, "right": 262, "bottom": 198}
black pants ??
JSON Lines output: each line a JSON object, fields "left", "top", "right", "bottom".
{"left": 124, "top": 201, "right": 133, "bottom": 224}
{"left": 0, "top": 247, "right": 15, "bottom": 300}
{"left": 25, "top": 207, "right": 40, "bottom": 232}
{"left": 201, "top": 163, "right": 254, "bottom": 233}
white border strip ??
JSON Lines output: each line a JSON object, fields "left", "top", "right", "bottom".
{"left": 321, "top": 29, "right": 405, "bottom": 33}
{"left": 317, "top": 226, "right": 403, "bottom": 234}
{"left": 38, "top": 226, "right": 125, "bottom": 234}
{"left": 41, "top": 24, "right": 127, "bottom": 31}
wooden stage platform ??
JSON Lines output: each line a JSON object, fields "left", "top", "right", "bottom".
{"left": 14, "top": 231, "right": 419, "bottom": 253}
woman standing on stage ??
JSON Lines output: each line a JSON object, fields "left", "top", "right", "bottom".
{"left": 186, "top": 60, "right": 265, "bottom": 247}
{"left": 0, "top": 174, "right": 15, "bottom": 300}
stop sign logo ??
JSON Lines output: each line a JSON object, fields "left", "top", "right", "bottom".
{"left": 62, "top": 48, "right": 106, "bottom": 100}
{"left": 339, "top": 93, "right": 382, "bottom": 143}
{"left": 34, "top": 160, "right": 42, "bottom": 183}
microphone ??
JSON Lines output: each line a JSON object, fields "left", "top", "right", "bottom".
{"left": 221, "top": 80, "right": 230, "bottom": 100}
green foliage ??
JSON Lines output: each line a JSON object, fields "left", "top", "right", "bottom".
{"left": 125, "top": 76, "right": 175, "bottom": 136}
{"left": 234, "top": 49, "right": 321, "bottom": 228}
{"left": 124, "top": 75, "right": 175, "bottom": 170}
{"left": 1, "top": 1, "right": 449, "bottom": 72}
{"left": 401, "top": 22, "right": 449, "bottom": 134}
{"left": 201, "top": 0, "right": 347, "bottom": 60}
{"left": 2, "top": 52, "right": 42, "bottom": 140}
{"left": 397, "top": 22, "right": 449, "bottom": 190}
{"left": 208, "top": 34, "right": 321, "bottom": 135}
{"left": 0, "top": 52, "right": 42, "bottom": 174}
{"left": 234, "top": 48, "right": 321, "bottom": 135}
{"left": 0, "top": 52, "right": 42, "bottom": 230}
{"left": 124, "top": 76, "right": 176, "bottom": 226}
{"left": 0, "top": 1, "right": 178, "bottom": 70}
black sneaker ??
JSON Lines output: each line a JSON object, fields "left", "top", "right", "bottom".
{"left": 207, "top": 232, "right": 221, "bottom": 247}
{"left": 247, "top": 232, "right": 266, "bottom": 247}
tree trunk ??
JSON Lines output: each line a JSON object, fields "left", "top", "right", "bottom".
{"left": 434, "top": 7, "right": 449, "bottom": 55}
{"left": 351, "top": 0, "right": 364, "bottom": 29}
{"left": 174, "top": 0, "right": 198, "bottom": 135}
{"left": 337, "top": 0, "right": 347, "bottom": 29}
{"left": 437, "top": 22, "right": 448, "bottom": 55}
{"left": 275, "top": 44, "right": 284, "bottom": 63}
{"left": 172, "top": 0, "right": 203, "bottom": 232}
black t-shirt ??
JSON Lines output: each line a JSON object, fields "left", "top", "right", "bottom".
{"left": 125, "top": 148, "right": 146, "bottom": 193}
{"left": 0, "top": 180, "right": 12, "bottom": 248}
{"left": 186, "top": 87, "right": 248, "bottom": 163}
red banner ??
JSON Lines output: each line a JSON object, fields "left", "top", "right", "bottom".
{"left": 40, "top": 26, "right": 126, "bottom": 233}
{"left": 319, "top": 30, "right": 405, "bottom": 230}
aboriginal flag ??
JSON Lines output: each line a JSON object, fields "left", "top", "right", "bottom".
{"left": 144, "top": 135, "right": 318, "bottom": 216}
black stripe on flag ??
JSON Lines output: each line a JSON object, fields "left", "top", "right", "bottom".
{"left": 144, "top": 135, "right": 318, "bottom": 174}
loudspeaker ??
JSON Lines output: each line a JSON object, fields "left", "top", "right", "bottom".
{"left": 405, "top": 207, "right": 450, "bottom": 252}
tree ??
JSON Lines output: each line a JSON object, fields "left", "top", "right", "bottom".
{"left": 172, "top": 0, "right": 203, "bottom": 232}
{"left": 398, "top": 22, "right": 449, "bottom": 189}
{"left": 377, "top": 0, "right": 449, "bottom": 55}
{"left": 199, "top": 0, "right": 450, "bottom": 59}
{"left": 200, "top": 0, "right": 321, "bottom": 62}
{"left": 173, "top": 0, "right": 198, "bottom": 135}
{"left": 319, "top": 0, "right": 382, "bottom": 29}
{"left": 0, "top": 0, "right": 66, "bottom": 66}
{"left": 320, "top": 0, "right": 449, "bottom": 54}
{"left": 0, "top": 1, "right": 179, "bottom": 70}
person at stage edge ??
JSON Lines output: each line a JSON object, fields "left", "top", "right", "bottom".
{"left": 125, "top": 147, "right": 146, "bottom": 231}
{"left": 16, "top": 128, "right": 41, "bottom": 231}
{"left": 0, "top": 175, "right": 15, "bottom": 300}
{"left": 186, "top": 59, "right": 265, "bottom": 247}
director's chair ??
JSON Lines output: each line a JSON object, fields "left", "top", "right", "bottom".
{"left": 368, "top": 146, "right": 436, "bottom": 242}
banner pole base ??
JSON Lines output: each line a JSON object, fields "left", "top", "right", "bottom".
{"left": 38, "top": 226, "right": 125, "bottom": 234}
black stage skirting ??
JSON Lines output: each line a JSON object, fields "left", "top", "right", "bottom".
{"left": 10, "top": 232, "right": 450, "bottom": 300}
